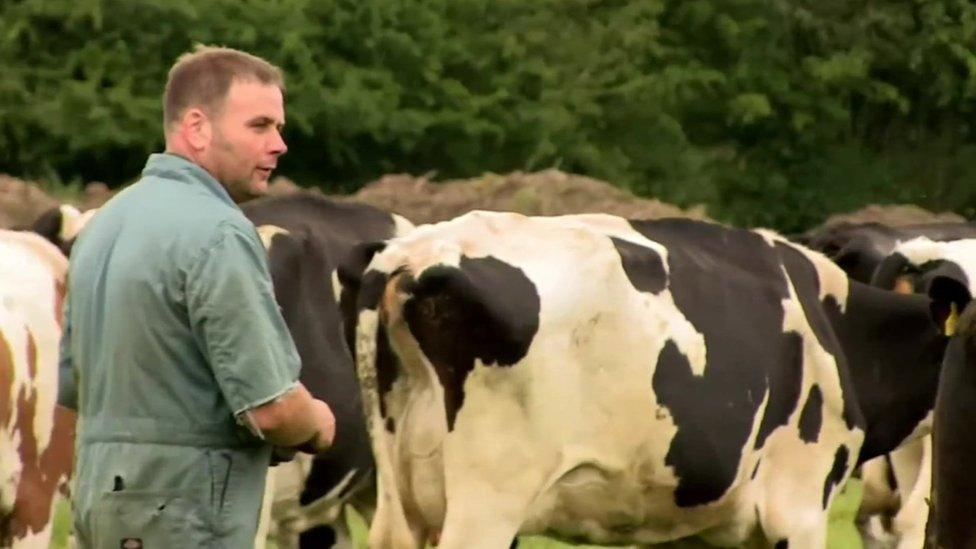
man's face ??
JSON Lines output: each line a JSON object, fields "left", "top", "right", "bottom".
{"left": 202, "top": 79, "right": 287, "bottom": 203}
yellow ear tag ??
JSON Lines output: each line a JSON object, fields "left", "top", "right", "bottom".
{"left": 945, "top": 302, "right": 959, "bottom": 337}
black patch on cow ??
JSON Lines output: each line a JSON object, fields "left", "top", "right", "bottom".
{"left": 337, "top": 241, "right": 388, "bottom": 346}
{"left": 884, "top": 454, "right": 897, "bottom": 491}
{"left": 28, "top": 206, "right": 63, "bottom": 243}
{"left": 774, "top": 540, "right": 788, "bottom": 549}
{"left": 822, "top": 445, "right": 849, "bottom": 509}
{"left": 798, "top": 384, "right": 823, "bottom": 443}
{"left": 632, "top": 219, "right": 809, "bottom": 507}
{"left": 299, "top": 526, "right": 337, "bottom": 549}
{"left": 654, "top": 340, "right": 764, "bottom": 506}
{"left": 610, "top": 237, "right": 666, "bottom": 294}
{"left": 753, "top": 333, "right": 804, "bottom": 450}
{"left": 826, "top": 282, "right": 944, "bottom": 463}
{"left": 358, "top": 270, "right": 390, "bottom": 312}
{"left": 402, "top": 256, "right": 540, "bottom": 431}
{"left": 375, "top": 322, "right": 399, "bottom": 427}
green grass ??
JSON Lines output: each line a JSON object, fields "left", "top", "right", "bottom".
{"left": 54, "top": 480, "right": 865, "bottom": 548}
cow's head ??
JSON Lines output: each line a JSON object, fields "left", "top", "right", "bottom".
{"left": 28, "top": 204, "right": 97, "bottom": 256}
{"left": 872, "top": 239, "right": 974, "bottom": 335}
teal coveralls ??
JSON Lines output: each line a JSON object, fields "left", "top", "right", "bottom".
{"left": 59, "top": 153, "right": 301, "bottom": 548}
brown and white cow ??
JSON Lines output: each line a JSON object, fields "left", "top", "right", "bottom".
{"left": 352, "top": 212, "right": 949, "bottom": 549}
{"left": 0, "top": 230, "right": 75, "bottom": 548}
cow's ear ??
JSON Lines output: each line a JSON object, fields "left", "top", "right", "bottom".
{"left": 929, "top": 276, "right": 972, "bottom": 337}
{"left": 30, "top": 207, "right": 65, "bottom": 246}
{"left": 871, "top": 252, "right": 914, "bottom": 291}
{"left": 337, "top": 241, "right": 388, "bottom": 290}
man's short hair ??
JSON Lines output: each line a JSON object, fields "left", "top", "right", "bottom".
{"left": 163, "top": 45, "right": 284, "bottom": 127}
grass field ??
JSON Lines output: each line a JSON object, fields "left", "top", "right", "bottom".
{"left": 52, "top": 480, "right": 865, "bottom": 548}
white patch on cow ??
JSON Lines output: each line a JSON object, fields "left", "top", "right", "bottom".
{"left": 256, "top": 224, "right": 290, "bottom": 251}
{"left": 330, "top": 269, "right": 343, "bottom": 304}
{"left": 550, "top": 213, "right": 671, "bottom": 275}
{"left": 391, "top": 213, "right": 416, "bottom": 237}
{"left": 895, "top": 237, "right": 976, "bottom": 288}
{"left": 757, "top": 228, "right": 851, "bottom": 312}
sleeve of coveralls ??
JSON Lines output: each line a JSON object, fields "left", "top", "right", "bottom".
{"left": 57, "top": 293, "right": 78, "bottom": 410}
{"left": 185, "top": 221, "right": 301, "bottom": 418}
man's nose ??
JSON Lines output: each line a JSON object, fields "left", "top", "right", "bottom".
{"left": 270, "top": 129, "right": 287, "bottom": 156}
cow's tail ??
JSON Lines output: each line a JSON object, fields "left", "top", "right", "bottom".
{"left": 353, "top": 257, "right": 425, "bottom": 548}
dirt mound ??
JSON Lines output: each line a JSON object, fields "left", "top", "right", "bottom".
{"left": 818, "top": 204, "right": 965, "bottom": 228}
{"left": 268, "top": 176, "right": 317, "bottom": 197}
{"left": 0, "top": 175, "right": 59, "bottom": 229}
{"left": 345, "top": 169, "right": 708, "bottom": 225}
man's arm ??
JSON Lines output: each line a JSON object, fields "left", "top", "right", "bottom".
{"left": 186, "top": 220, "right": 334, "bottom": 453}
{"left": 246, "top": 384, "right": 335, "bottom": 451}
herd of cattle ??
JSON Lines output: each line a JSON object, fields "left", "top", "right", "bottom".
{"left": 3, "top": 192, "right": 976, "bottom": 548}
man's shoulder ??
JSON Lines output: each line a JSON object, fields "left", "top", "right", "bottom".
{"left": 135, "top": 173, "right": 251, "bottom": 228}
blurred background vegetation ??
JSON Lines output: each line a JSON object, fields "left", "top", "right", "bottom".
{"left": 1, "top": 0, "right": 975, "bottom": 232}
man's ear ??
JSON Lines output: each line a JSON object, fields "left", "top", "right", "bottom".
{"left": 182, "top": 107, "right": 211, "bottom": 151}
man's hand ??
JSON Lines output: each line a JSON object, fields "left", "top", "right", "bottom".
{"left": 306, "top": 399, "right": 336, "bottom": 453}
{"left": 249, "top": 384, "right": 335, "bottom": 450}
{"left": 272, "top": 399, "right": 336, "bottom": 459}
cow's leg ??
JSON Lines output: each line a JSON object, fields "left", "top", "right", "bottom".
{"left": 366, "top": 472, "right": 426, "bottom": 549}
{"left": 755, "top": 438, "right": 849, "bottom": 548}
{"left": 254, "top": 466, "right": 275, "bottom": 549}
{"left": 435, "top": 484, "right": 523, "bottom": 549}
{"left": 891, "top": 435, "right": 931, "bottom": 549}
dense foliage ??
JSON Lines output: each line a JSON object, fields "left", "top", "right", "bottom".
{"left": 2, "top": 0, "right": 975, "bottom": 231}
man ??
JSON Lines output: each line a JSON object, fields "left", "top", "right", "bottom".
{"left": 58, "top": 45, "right": 336, "bottom": 548}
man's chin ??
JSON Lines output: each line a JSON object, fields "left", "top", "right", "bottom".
{"left": 243, "top": 177, "right": 270, "bottom": 201}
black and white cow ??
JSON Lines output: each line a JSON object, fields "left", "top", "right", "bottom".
{"left": 872, "top": 237, "right": 976, "bottom": 548}
{"left": 795, "top": 221, "right": 976, "bottom": 549}
{"left": 352, "top": 211, "right": 949, "bottom": 548}
{"left": 26, "top": 205, "right": 96, "bottom": 256}
{"left": 241, "top": 192, "right": 413, "bottom": 548}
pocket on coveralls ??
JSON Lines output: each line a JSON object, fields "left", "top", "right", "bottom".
{"left": 91, "top": 490, "right": 212, "bottom": 549}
